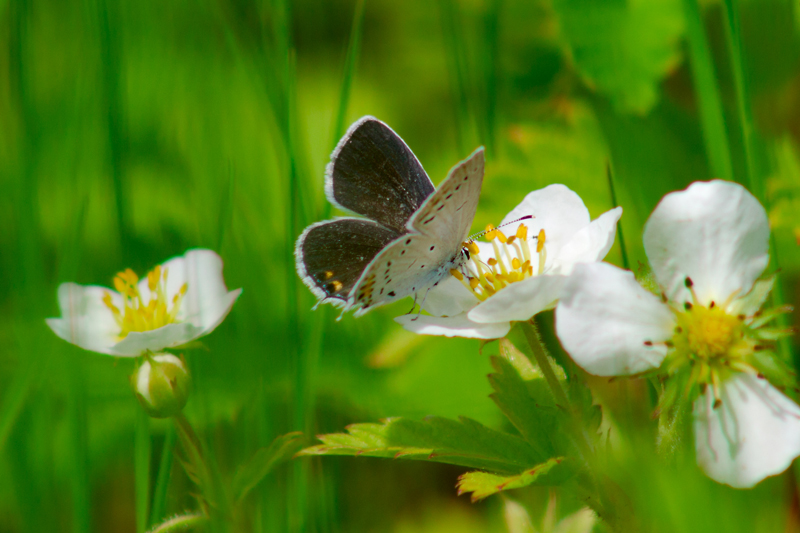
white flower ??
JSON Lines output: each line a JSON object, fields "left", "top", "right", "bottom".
{"left": 396, "top": 184, "right": 622, "bottom": 339}
{"left": 47, "top": 249, "right": 242, "bottom": 357}
{"left": 555, "top": 180, "right": 799, "bottom": 488}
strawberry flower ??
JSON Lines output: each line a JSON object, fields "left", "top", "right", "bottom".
{"left": 47, "top": 249, "right": 242, "bottom": 356}
{"left": 555, "top": 180, "right": 799, "bottom": 488}
{"left": 396, "top": 184, "right": 622, "bottom": 339}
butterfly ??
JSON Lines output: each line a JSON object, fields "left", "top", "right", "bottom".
{"left": 295, "top": 116, "right": 484, "bottom": 316}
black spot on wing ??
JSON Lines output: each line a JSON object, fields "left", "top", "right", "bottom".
{"left": 299, "top": 219, "right": 400, "bottom": 300}
{"left": 330, "top": 118, "right": 435, "bottom": 233}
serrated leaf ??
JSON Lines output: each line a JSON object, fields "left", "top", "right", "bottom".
{"left": 232, "top": 431, "right": 305, "bottom": 503}
{"left": 498, "top": 339, "right": 539, "bottom": 380}
{"left": 554, "top": 0, "right": 685, "bottom": 114}
{"left": 456, "top": 457, "right": 574, "bottom": 502}
{"left": 299, "top": 416, "right": 543, "bottom": 474}
{"left": 489, "top": 355, "right": 562, "bottom": 461}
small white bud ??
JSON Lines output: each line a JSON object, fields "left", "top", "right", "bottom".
{"left": 132, "top": 353, "right": 190, "bottom": 418}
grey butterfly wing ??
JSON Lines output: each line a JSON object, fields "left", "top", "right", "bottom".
{"left": 348, "top": 232, "right": 461, "bottom": 315}
{"left": 409, "top": 147, "right": 484, "bottom": 245}
{"left": 295, "top": 218, "right": 401, "bottom": 303}
{"left": 347, "top": 149, "right": 485, "bottom": 314}
{"left": 326, "top": 117, "right": 435, "bottom": 233}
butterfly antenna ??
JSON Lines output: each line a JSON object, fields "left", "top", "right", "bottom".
{"left": 466, "top": 215, "right": 534, "bottom": 243}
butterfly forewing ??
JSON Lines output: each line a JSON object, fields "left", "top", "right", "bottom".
{"left": 296, "top": 218, "right": 401, "bottom": 302}
{"left": 326, "top": 117, "right": 435, "bottom": 233}
{"left": 409, "top": 147, "right": 484, "bottom": 245}
{"left": 347, "top": 148, "right": 485, "bottom": 314}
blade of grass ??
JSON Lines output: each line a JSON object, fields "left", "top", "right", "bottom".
{"left": 439, "top": 0, "right": 474, "bottom": 155}
{"left": 97, "top": 0, "right": 130, "bottom": 258}
{"left": 606, "top": 163, "right": 630, "bottom": 270}
{"left": 67, "top": 357, "right": 91, "bottom": 533}
{"left": 681, "top": 0, "right": 734, "bottom": 182}
{"left": 135, "top": 409, "right": 151, "bottom": 533}
{"left": 217, "top": 163, "right": 236, "bottom": 251}
{"left": 149, "top": 425, "right": 176, "bottom": 527}
{"left": 330, "top": 0, "right": 366, "bottom": 156}
{"left": 720, "top": 0, "right": 758, "bottom": 197}
{"left": 0, "top": 362, "right": 34, "bottom": 453}
{"left": 720, "top": 0, "right": 794, "bottom": 361}
{"left": 479, "top": 0, "right": 500, "bottom": 155}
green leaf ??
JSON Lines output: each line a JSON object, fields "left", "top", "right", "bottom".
{"left": 232, "top": 431, "right": 305, "bottom": 504}
{"left": 456, "top": 457, "right": 574, "bottom": 502}
{"left": 554, "top": 0, "right": 685, "bottom": 114}
{"left": 299, "top": 416, "right": 543, "bottom": 474}
{"left": 488, "top": 354, "right": 562, "bottom": 461}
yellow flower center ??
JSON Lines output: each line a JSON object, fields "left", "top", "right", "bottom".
{"left": 102, "top": 265, "right": 188, "bottom": 339}
{"left": 682, "top": 305, "right": 741, "bottom": 360}
{"left": 662, "top": 280, "right": 756, "bottom": 407}
{"left": 449, "top": 223, "right": 545, "bottom": 301}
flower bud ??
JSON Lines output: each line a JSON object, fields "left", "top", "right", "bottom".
{"left": 132, "top": 353, "right": 190, "bottom": 418}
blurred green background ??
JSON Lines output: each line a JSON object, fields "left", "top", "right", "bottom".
{"left": 1, "top": 0, "right": 800, "bottom": 531}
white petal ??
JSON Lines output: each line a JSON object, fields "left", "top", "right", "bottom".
{"left": 553, "top": 207, "right": 623, "bottom": 275}
{"left": 160, "top": 249, "right": 242, "bottom": 330}
{"left": 110, "top": 323, "right": 204, "bottom": 356}
{"left": 500, "top": 185, "right": 591, "bottom": 259}
{"left": 46, "top": 283, "right": 122, "bottom": 355}
{"left": 421, "top": 276, "right": 479, "bottom": 317}
{"left": 644, "top": 180, "right": 769, "bottom": 306}
{"left": 468, "top": 274, "right": 566, "bottom": 323}
{"left": 694, "top": 373, "right": 800, "bottom": 488}
{"left": 555, "top": 263, "right": 675, "bottom": 376}
{"left": 395, "top": 313, "right": 511, "bottom": 339}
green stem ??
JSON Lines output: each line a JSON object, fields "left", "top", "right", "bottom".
{"left": 172, "top": 413, "right": 230, "bottom": 520}
{"left": 150, "top": 426, "right": 176, "bottom": 527}
{"left": 520, "top": 321, "right": 570, "bottom": 408}
{"left": 135, "top": 410, "right": 152, "bottom": 533}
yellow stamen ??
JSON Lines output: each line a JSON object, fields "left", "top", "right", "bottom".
{"left": 516, "top": 224, "right": 527, "bottom": 240}
{"left": 102, "top": 264, "right": 187, "bottom": 341}
{"left": 496, "top": 230, "right": 507, "bottom": 244}
{"left": 536, "top": 229, "right": 546, "bottom": 253}
{"left": 485, "top": 224, "right": 497, "bottom": 241}
{"left": 450, "top": 269, "right": 464, "bottom": 281}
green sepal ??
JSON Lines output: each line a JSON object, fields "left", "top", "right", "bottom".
{"left": 748, "top": 349, "right": 797, "bottom": 389}
{"left": 231, "top": 431, "right": 305, "bottom": 504}
{"left": 299, "top": 416, "right": 544, "bottom": 475}
{"left": 456, "top": 457, "right": 574, "bottom": 502}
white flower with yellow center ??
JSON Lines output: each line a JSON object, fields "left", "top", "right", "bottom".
{"left": 396, "top": 184, "right": 622, "bottom": 339}
{"left": 47, "top": 249, "right": 242, "bottom": 356}
{"left": 555, "top": 180, "right": 798, "bottom": 488}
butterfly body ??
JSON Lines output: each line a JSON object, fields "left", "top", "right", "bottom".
{"left": 295, "top": 116, "right": 484, "bottom": 315}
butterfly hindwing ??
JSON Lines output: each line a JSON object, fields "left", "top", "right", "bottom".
{"left": 348, "top": 232, "right": 463, "bottom": 315}
{"left": 326, "top": 117, "right": 435, "bottom": 233}
{"left": 296, "top": 217, "right": 401, "bottom": 303}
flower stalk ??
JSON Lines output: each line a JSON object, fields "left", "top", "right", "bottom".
{"left": 520, "top": 320, "right": 570, "bottom": 409}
